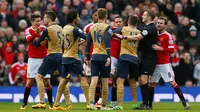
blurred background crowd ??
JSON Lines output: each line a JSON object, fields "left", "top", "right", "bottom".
{"left": 0, "top": 0, "right": 200, "bottom": 87}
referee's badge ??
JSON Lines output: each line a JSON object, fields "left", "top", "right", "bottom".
{"left": 142, "top": 30, "right": 148, "bottom": 36}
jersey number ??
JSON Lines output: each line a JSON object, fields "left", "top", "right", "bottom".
{"left": 57, "top": 32, "right": 62, "bottom": 45}
{"left": 129, "top": 32, "right": 136, "bottom": 46}
{"left": 94, "top": 30, "right": 103, "bottom": 44}
{"left": 65, "top": 34, "right": 70, "bottom": 48}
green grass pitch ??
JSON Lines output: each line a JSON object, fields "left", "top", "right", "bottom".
{"left": 0, "top": 102, "right": 199, "bottom": 112}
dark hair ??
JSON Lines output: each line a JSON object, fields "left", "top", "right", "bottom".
{"left": 30, "top": 14, "right": 41, "bottom": 22}
{"left": 66, "top": 10, "right": 78, "bottom": 23}
{"left": 158, "top": 17, "right": 168, "bottom": 25}
{"left": 146, "top": 9, "right": 156, "bottom": 21}
{"left": 128, "top": 15, "right": 139, "bottom": 26}
{"left": 114, "top": 16, "right": 122, "bottom": 21}
{"left": 44, "top": 11, "right": 56, "bottom": 21}
{"left": 97, "top": 8, "right": 108, "bottom": 20}
{"left": 92, "top": 8, "right": 98, "bottom": 14}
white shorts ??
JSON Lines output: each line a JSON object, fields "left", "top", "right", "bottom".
{"left": 83, "top": 63, "right": 91, "bottom": 76}
{"left": 151, "top": 63, "right": 174, "bottom": 83}
{"left": 27, "top": 58, "right": 51, "bottom": 78}
{"left": 111, "top": 57, "right": 118, "bottom": 75}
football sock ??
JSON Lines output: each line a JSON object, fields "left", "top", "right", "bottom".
{"left": 101, "top": 78, "right": 108, "bottom": 106}
{"left": 116, "top": 79, "right": 124, "bottom": 106}
{"left": 129, "top": 78, "right": 137, "bottom": 103}
{"left": 46, "top": 86, "right": 53, "bottom": 104}
{"left": 81, "top": 78, "right": 90, "bottom": 105}
{"left": 64, "top": 85, "right": 70, "bottom": 105}
{"left": 149, "top": 86, "right": 155, "bottom": 107}
{"left": 36, "top": 77, "right": 45, "bottom": 103}
{"left": 23, "top": 86, "right": 31, "bottom": 105}
{"left": 95, "top": 84, "right": 101, "bottom": 103}
{"left": 140, "top": 83, "right": 149, "bottom": 105}
{"left": 54, "top": 79, "right": 67, "bottom": 106}
{"left": 172, "top": 83, "right": 186, "bottom": 102}
{"left": 89, "top": 78, "right": 98, "bottom": 104}
{"left": 111, "top": 86, "right": 117, "bottom": 102}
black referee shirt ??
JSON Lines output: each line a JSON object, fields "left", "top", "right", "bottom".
{"left": 139, "top": 23, "right": 158, "bottom": 59}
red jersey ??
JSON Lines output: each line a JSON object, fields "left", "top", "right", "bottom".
{"left": 8, "top": 62, "right": 27, "bottom": 85}
{"left": 111, "top": 27, "right": 121, "bottom": 59}
{"left": 157, "top": 31, "right": 174, "bottom": 64}
{"left": 84, "top": 22, "right": 94, "bottom": 57}
{"left": 25, "top": 25, "right": 47, "bottom": 58}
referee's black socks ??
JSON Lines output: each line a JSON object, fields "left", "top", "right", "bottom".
{"left": 148, "top": 86, "right": 155, "bottom": 107}
{"left": 140, "top": 83, "right": 149, "bottom": 105}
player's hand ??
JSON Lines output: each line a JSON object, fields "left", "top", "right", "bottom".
{"left": 105, "top": 57, "right": 111, "bottom": 67}
{"left": 152, "top": 44, "right": 163, "bottom": 51}
{"left": 36, "top": 27, "right": 41, "bottom": 35}
{"left": 85, "top": 60, "right": 91, "bottom": 66}
{"left": 115, "top": 34, "right": 123, "bottom": 39}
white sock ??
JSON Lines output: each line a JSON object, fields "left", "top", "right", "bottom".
{"left": 97, "top": 98, "right": 102, "bottom": 104}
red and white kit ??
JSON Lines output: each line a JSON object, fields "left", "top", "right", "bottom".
{"left": 9, "top": 62, "right": 27, "bottom": 85}
{"left": 25, "top": 25, "right": 50, "bottom": 78}
{"left": 110, "top": 27, "right": 121, "bottom": 75}
{"left": 83, "top": 22, "right": 94, "bottom": 76}
{"left": 151, "top": 31, "right": 175, "bottom": 83}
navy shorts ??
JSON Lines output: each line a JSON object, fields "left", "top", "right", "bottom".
{"left": 38, "top": 53, "right": 62, "bottom": 76}
{"left": 62, "top": 60, "right": 85, "bottom": 78}
{"left": 116, "top": 59, "right": 138, "bottom": 79}
{"left": 140, "top": 58, "right": 156, "bottom": 76}
{"left": 91, "top": 61, "right": 110, "bottom": 78}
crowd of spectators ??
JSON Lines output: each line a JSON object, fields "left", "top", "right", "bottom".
{"left": 0, "top": 0, "right": 200, "bottom": 87}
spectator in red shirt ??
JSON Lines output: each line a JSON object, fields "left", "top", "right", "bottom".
{"left": 0, "top": 42, "right": 15, "bottom": 66}
{"left": 8, "top": 52, "right": 27, "bottom": 86}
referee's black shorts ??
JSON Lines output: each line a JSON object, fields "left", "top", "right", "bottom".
{"left": 139, "top": 57, "right": 156, "bottom": 76}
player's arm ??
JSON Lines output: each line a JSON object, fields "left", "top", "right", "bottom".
{"left": 86, "top": 32, "right": 92, "bottom": 61}
{"left": 74, "top": 27, "right": 87, "bottom": 40}
{"left": 112, "top": 27, "right": 123, "bottom": 33}
{"left": 32, "top": 28, "right": 49, "bottom": 46}
{"left": 152, "top": 35, "right": 174, "bottom": 53}
{"left": 25, "top": 29, "right": 38, "bottom": 43}
{"left": 104, "top": 26, "right": 111, "bottom": 58}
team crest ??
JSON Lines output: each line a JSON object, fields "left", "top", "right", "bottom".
{"left": 159, "top": 38, "right": 163, "bottom": 41}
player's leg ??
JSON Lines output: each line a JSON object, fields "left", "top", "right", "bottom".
{"left": 63, "top": 84, "right": 72, "bottom": 109}
{"left": 20, "top": 78, "right": 34, "bottom": 109}
{"left": 20, "top": 58, "right": 39, "bottom": 109}
{"left": 162, "top": 64, "right": 190, "bottom": 110}
{"left": 136, "top": 59, "right": 156, "bottom": 110}
{"left": 128, "top": 62, "right": 139, "bottom": 109}
{"left": 148, "top": 66, "right": 161, "bottom": 109}
{"left": 89, "top": 61, "right": 99, "bottom": 110}
{"left": 52, "top": 64, "right": 70, "bottom": 110}
{"left": 95, "top": 77, "right": 102, "bottom": 108}
{"left": 110, "top": 57, "right": 118, "bottom": 108}
{"left": 99, "top": 61, "right": 110, "bottom": 110}
{"left": 43, "top": 78, "right": 53, "bottom": 108}
{"left": 111, "top": 60, "right": 129, "bottom": 110}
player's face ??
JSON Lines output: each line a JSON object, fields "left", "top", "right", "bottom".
{"left": 75, "top": 14, "right": 80, "bottom": 26}
{"left": 92, "top": 12, "right": 98, "bottom": 23}
{"left": 114, "top": 18, "right": 123, "bottom": 28}
{"left": 156, "top": 19, "right": 165, "bottom": 31}
{"left": 33, "top": 17, "right": 41, "bottom": 27}
{"left": 43, "top": 14, "right": 49, "bottom": 25}
{"left": 142, "top": 11, "right": 149, "bottom": 23}
{"left": 18, "top": 56, "right": 24, "bottom": 62}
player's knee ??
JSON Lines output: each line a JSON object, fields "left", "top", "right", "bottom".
{"left": 26, "top": 79, "right": 34, "bottom": 87}
{"left": 140, "top": 76, "right": 148, "bottom": 84}
{"left": 169, "top": 81, "right": 176, "bottom": 86}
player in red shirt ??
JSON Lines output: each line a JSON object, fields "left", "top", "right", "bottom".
{"left": 8, "top": 53, "right": 27, "bottom": 85}
{"left": 149, "top": 17, "right": 190, "bottom": 110}
{"left": 109, "top": 16, "right": 123, "bottom": 108}
{"left": 20, "top": 14, "right": 52, "bottom": 109}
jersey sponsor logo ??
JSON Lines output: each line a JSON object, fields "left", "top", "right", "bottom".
{"left": 142, "top": 30, "right": 148, "bottom": 36}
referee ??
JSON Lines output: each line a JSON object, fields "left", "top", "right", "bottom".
{"left": 120, "top": 9, "right": 158, "bottom": 110}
